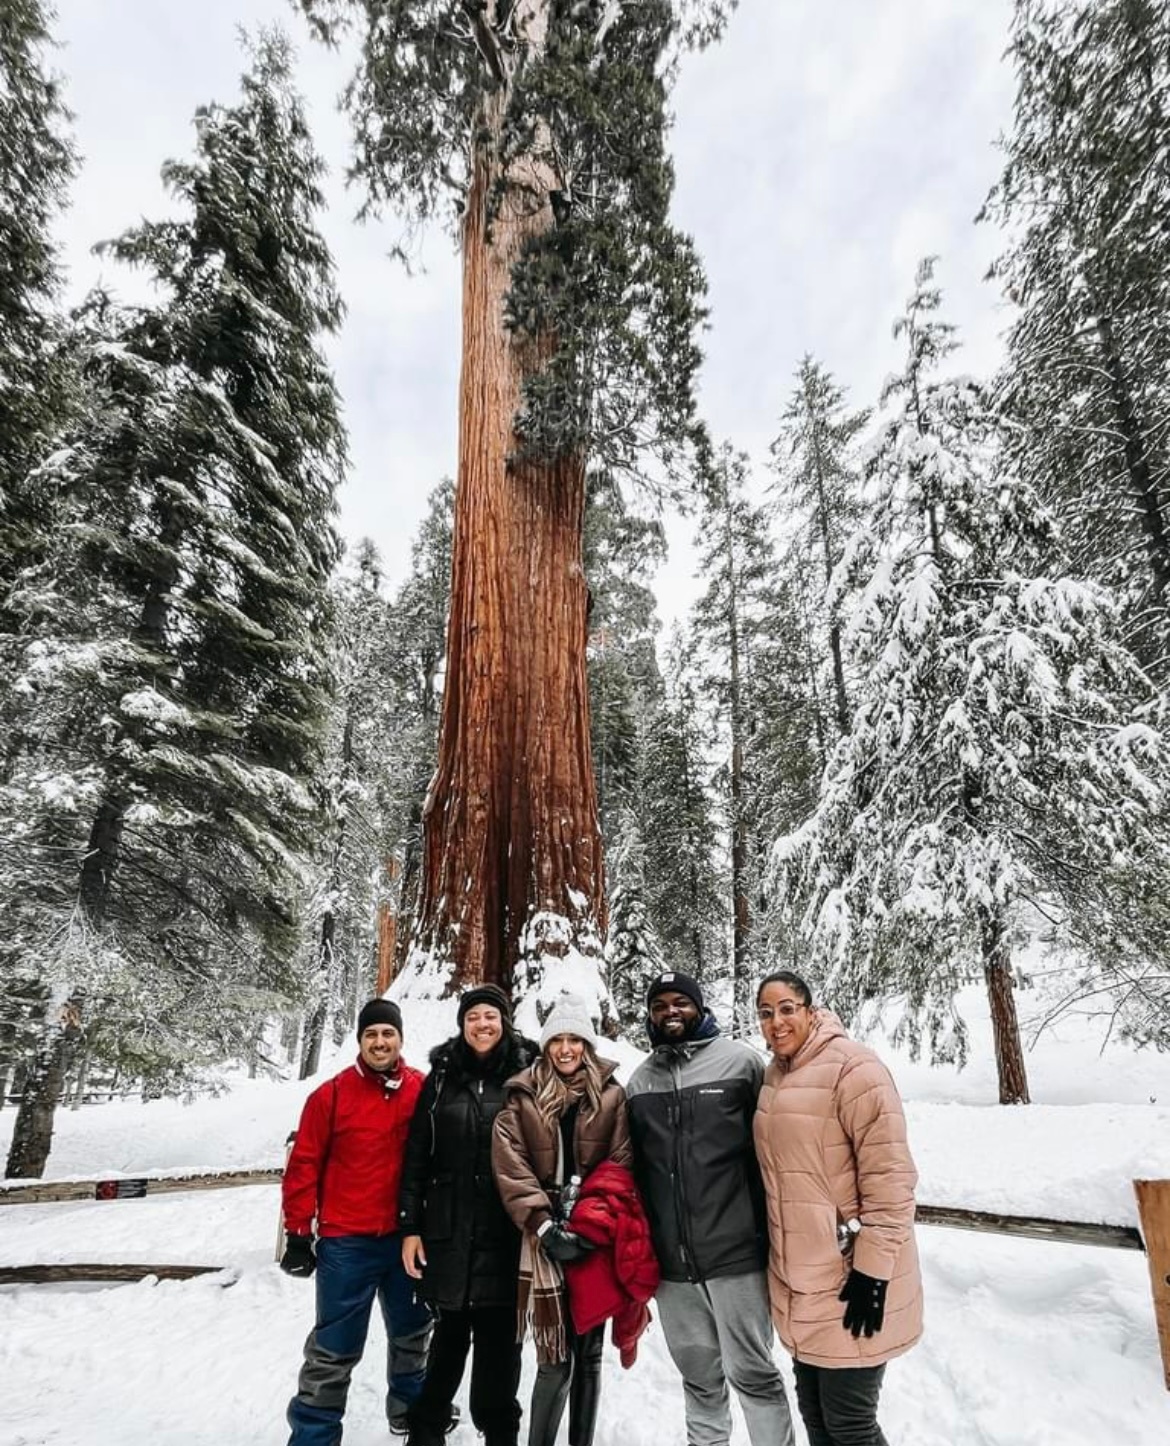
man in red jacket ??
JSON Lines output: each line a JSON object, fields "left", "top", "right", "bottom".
{"left": 282, "top": 998, "right": 434, "bottom": 1446}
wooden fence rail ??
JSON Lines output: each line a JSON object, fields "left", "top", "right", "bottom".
{"left": 915, "top": 1203, "right": 1143, "bottom": 1251}
{"left": 0, "top": 1168, "right": 282, "bottom": 1205}
{"left": 0, "top": 1263, "right": 231, "bottom": 1285}
{"left": 0, "top": 1163, "right": 1150, "bottom": 1253}
{"left": 2, "top": 1168, "right": 1167, "bottom": 1390}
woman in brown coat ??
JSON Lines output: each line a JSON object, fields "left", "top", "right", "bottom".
{"left": 753, "top": 971, "right": 923, "bottom": 1446}
{"left": 492, "top": 994, "right": 632, "bottom": 1446}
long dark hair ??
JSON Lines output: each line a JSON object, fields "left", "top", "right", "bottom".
{"left": 755, "top": 970, "right": 814, "bottom": 1008}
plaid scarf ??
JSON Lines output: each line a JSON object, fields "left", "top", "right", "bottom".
{"left": 517, "top": 1228, "right": 568, "bottom": 1365}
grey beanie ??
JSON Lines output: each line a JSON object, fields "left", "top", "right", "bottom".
{"left": 539, "top": 994, "right": 598, "bottom": 1051}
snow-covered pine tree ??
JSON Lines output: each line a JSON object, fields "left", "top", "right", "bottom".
{"left": 298, "top": 482, "right": 456, "bottom": 1078}
{"left": 636, "top": 636, "right": 726, "bottom": 996}
{"left": 585, "top": 469, "right": 666, "bottom": 843}
{"left": 769, "top": 355, "right": 868, "bottom": 737}
{"left": 773, "top": 260, "right": 1170, "bottom": 1105}
{"left": 604, "top": 805, "right": 664, "bottom": 1036}
{"left": 743, "top": 550, "right": 830, "bottom": 972}
{"left": 691, "top": 445, "right": 781, "bottom": 1032}
{"left": 296, "top": 1, "right": 728, "bottom": 1006}
{"left": 0, "top": 0, "right": 75, "bottom": 648}
{"left": 984, "top": 0, "right": 1170, "bottom": 681}
{"left": 2, "top": 32, "right": 345, "bottom": 1173}
{"left": 380, "top": 478, "right": 454, "bottom": 976}
{"left": 298, "top": 541, "right": 402, "bottom": 1078}
{"left": 0, "top": 7, "right": 77, "bottom": 1074}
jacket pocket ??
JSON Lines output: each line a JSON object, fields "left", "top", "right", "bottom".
{"left": 424, "top": 1175, "right": 455, "bottom": 1240}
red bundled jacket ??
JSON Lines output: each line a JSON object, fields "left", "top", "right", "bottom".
{"left": 282, "top": 1057, "right": 423, "bottom": 1238}
{"left": 564, "top": 1160, "right": 661, "bottom": 1367}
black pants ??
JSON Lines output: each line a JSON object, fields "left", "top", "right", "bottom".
{"left": 407, "top": 1304, "right": 521, "bottom": 1446}
{"left": 527, "top": 1323, "right": 605, "bottom": 1446}
{"left": 793, "top": 1361, "right": 888, "bottom": 1446}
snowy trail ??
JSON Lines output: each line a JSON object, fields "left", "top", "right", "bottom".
{"left": 3, "top": 987, "right": 1170, "bottom": 1444}
{"left": 1, "top": 1217, "right": 1166, "bottom": 1446}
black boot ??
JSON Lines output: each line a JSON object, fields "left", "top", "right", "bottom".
{"left": 567, "top": 1326, "right": 604, "bottom": 1446}
{"left": 526, "top": 1357, "right": 571, "bottom": 1446}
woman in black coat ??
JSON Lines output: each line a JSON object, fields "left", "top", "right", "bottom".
{"left": 399, "top": 984, "right": 538, "bottom": 1446}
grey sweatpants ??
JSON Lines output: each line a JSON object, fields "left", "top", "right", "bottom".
{"left": 655, "top": 1271, "right": 795, "bottom": 1446}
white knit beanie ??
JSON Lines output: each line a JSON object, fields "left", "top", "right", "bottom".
{"left": 539, "top": 994, "right": 598, "bottom": 1050}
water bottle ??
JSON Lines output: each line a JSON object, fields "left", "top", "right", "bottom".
{"left": 837, "top": 1217, "right": 861, "bottom": 1254}
{"left": 560, "top": 1173, "right": 583, "bottom": 1223}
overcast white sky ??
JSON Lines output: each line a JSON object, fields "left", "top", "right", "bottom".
{"left": 50, "top": 0, "right": 1017, "bottom": 621}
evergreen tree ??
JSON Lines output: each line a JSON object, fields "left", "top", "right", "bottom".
{"left": 744, "top": 552, "right": 829, "bottom": 971}
{"left": 769, "top": 355, "right": 868, "bottom": 737}
{"left": 296, "top": 1, "right": 729, "bottom": 1000}
{"left": 637, "top": 638, "right": 726, "bottom": 994}
{"left": 379, "top": 477, "right": 454, "bottom": 971}
{"left": 584, "top": 469, "right": 666, "bottom": 842}
{"left": 604, "top": 805, "right": 664, "bottom": 1037}
{"left": 984, "top": 0, "right": 1170, "bottom": 679}
{"left": 773, "top": 262, "right": 1170, "bottom": 1104}
{"left": 0, "top": 0, "right": 75, "bottom": 640}
{"left": 2, "top": 32, "right": 346, "bottom": 1172}
{"left": 691, "top": 446, "right": 778, "bottom": 1032}
{"left": 298, "top": 541, "right": 401, "bottom": 1077}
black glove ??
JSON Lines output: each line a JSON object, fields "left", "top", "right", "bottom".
{"left": 838, "top": 1268, "right": 887, "bottom": 1338}
{"left": 280, "top": 1233, "right": 316, "bottom": 1277}
{"left": 538, "top": 1223, "right": 595, "bottom": 1265}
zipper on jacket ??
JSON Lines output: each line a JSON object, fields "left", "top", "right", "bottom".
{"left": 669, "top": 1056, "right": 698, "bottom": 1280}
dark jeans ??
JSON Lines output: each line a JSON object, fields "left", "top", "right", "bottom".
{"left": 793, "top": 1361, "right": 889, "bottom": 1446}
{"left": 287, "top": 1234, "right": 432, "bottom": 1446}
{"left": 408, "top": 1303, "right": 522, "bottom": 1446}
{"left": 528, "top": 1322, "right": 605, "bottom": 1446}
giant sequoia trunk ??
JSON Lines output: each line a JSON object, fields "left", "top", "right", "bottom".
{"left": 411, "top": 90, "right": 605, "bottom": 992}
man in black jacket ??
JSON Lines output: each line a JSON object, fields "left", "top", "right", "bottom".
{"left": 627, "top": 972, "right": 794, "bottom": 1446}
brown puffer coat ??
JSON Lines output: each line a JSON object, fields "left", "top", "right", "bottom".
{"left": 492, "top": 1059, "right": 633, "bottom": 1233}
{"left": 753, "top": 1009, "right": 923, "bottom": 1368}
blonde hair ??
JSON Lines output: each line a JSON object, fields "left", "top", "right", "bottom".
{"left": 532, "top": 1039, "right": 604, "bottom": 1131}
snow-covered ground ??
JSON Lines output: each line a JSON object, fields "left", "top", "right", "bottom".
{"left": 2, "top": 983, "right": 1169, "bottom": 1445}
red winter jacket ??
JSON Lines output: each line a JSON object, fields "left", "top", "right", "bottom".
{"left": 564, "top": 1160, "right": 661, "bottom": 1367}
{"left": 282, "top": 1056, "right": 424, "bottom": 1238}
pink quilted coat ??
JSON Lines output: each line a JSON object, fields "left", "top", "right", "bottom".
{"left": 753, "top": 1009, "right": 923, "bottom": 1368}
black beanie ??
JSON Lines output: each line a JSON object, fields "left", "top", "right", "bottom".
{"left": 356, "top": 998, "right": 403, "bottom": 1040}
{"left": 457, "top": 983, "right": 513, "bottom": 1027}
{"left": 646, "top": 971, "right": 704, "bottom": 1013}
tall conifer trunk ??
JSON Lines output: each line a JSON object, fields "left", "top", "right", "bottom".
{"left": 979, "top": 904, "right": 1030, "bottom": 1106}
{"left": 5, "top": 992, "right": 84, "bottom": 1178}
{"left": 412, "top": 82, "right": 605, "bottom": 989}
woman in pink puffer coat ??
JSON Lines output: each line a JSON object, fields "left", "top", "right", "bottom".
{"left": 753, "top": 971, "right": 923, "bottom": 1446}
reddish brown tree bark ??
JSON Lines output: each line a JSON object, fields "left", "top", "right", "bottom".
{"left": 411, "top": 86, "right": 605, "bottom": 991}
{"left": 979, "top": 904, "right": 1031, "bottom": 1106}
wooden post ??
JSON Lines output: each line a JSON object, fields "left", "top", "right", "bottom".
{"left": 1134, "top": 1179, "right": 1170, "bottom": 1391}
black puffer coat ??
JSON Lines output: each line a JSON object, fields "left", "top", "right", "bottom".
{"left": 398, "top": 1030, "right": 538, "bottom": 1312}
